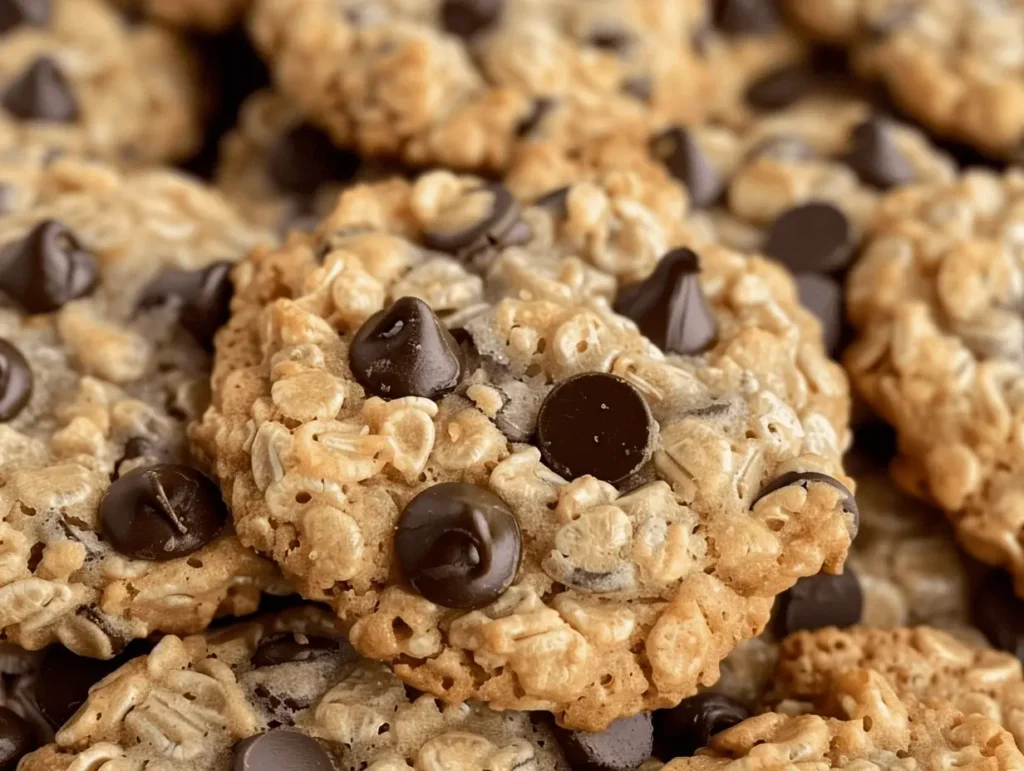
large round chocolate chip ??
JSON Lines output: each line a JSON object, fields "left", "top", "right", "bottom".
{"left": 762, "top": 203, "right": 855, "bottom": 274}
{"left": 138, "top": 261, "right": 234, "bottom": 351}
{"left": 422, "top": 183, "right": 531, "bottom": 263}
{"left": 251, "top": 634, "right": 344, "bottom": 668}
{"left": 441, "top": 0, "right": 503, "bottom": 38}
{"left": 349, "top": 296, "right": 464, "bottom": 401}
{"left": 0, "top": 339, "right": 31, "bottom": 422}
{"left": 232, "top": 730, "right": 334, "bottom": 771}
{"left": 775, "top": 569, "right": 863, "bottom": 635}
{"left": 844, "top": 116, "right": 915, "bottom": 190}
{"left": 266, "top": 123, "right": 360, "bottom": 196}
{"left": 712, "top": 0, "right": 781, "bottom": 35}
{"left": 753, "top": 471, "right": 859, "bottom": 535}
{"left": 0, "top": 219, "right": 98, "bottom": 313}
{"left": 396, "top": 482, "right": 522, "bottom": 610}
{"left": 1, "top": 56, "right": 78, "bottom": 123}
{"left": 0, "top": 0, "right": 50, "bottom": 34}
{"left": 973, "top": 570, "right": 1024, "bottom": 663}
{"left": 614, "top": 248, "right": 718, "bottom": 355}
{"left": 537, "top": 373, "right": 656, "bottom": 485}
{"left": 745, "top": 64, "right": 815, "bottom": 111}
{"left": 650, "top": 128, "right": 724, "bottom": 209}
{"left": 653, "top": 693, "right": 749, "bottom": 759}
{"left": 99, "top": 464, "right": 228, "bottom": 561}
{"left": 0, "top": 707, "right": 34, "bottom": 771}
{"left": 795, "top": 273, "right": 843, "bottom": 357}
{"left": 553, "top": 713, "right": 653, "bottom": 771}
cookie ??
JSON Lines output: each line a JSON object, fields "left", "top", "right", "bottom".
{"left": 113, "top": 0, "right": 250, "bottom": 31}
{"left": 0, "top": 153, "right": 287, "bottom": 658}
{"left": 0, "top": 0, "right": 204, "bottom": 165}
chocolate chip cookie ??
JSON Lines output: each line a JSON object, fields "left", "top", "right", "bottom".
{"left": 0, "top": 153, "right": 285, "bottom": 658}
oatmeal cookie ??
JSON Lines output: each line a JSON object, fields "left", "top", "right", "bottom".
{"left": 0, "top": 153, "right": 286, "bottom": 659}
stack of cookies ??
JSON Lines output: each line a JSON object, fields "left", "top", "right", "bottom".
{"left": 2, "top": 1, "right": 1024, "bottom": 770}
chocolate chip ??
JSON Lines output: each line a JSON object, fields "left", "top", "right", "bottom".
{"left": 588, "top": 27, "right": 633, "bottom": 53}
{"left": 251, "top": 634, "right": 345, "bottom": 668}
{"left": 844, "top": 116, "right": 915, "bottom": 189}
{"left": 516, "top": 97, "right": 554, "bottom": 138}
{"left": 712, "top": 0, "right": 780, "bottom": 34}
{"left": 763, "top": 203, "right": 855, "bottom": 274}
{"left": 745, "top": 64, "right": 815, "bottom": 111}
{"left": 973, "top": 570, "right": 1024, "bottom": 663}
{"left": 774, "top": 569, "right": 863, "bottom": 635}
{"left": 537, "top": 373, "right": 656, "bottom": 485}
{"left": 1, "top": 56, "right": 78, "bottom": 123}
{"left": 0, "top": 707, "right": 35, "bottom": 771}
{"left": 396, "top": 482, "right": 522, "bottom": 609}
{"left": 553, "top": 713, "right": 653, "bottom": 771}
{"left": 99, "top": 464, "right": 228, "bottom": 561}
{"left": 795, "top": 273, "right": 843, "bottom": 357}
{"left": 651, "top": 128, "right": 724, "bottom": 208}
{"left": 614, "top": 248, "right": 718, "bottom": 355}
{"left": 349, "top": 297, "right": 464, "bottom": 401}
{"left": 0, "top": 0, "right": 49, "bottom": 34}
{"left": 753, "top": 471, "right": 858, "bottom": 535}
{"left": 137, "top": 261, "right": 233, "bottom": 350}
{"left": 0, "top": 220, "right": 98, "bottom": 313}
{"left": 113, "top": 436, "right": 175, "bottom": 479}
{"left": 440, "top": 0, "right": 502, "bottom": 38}
{"left": 423, "top": 183, "right": 531, "bottom": 264}
{"left": 266, "top": 123, "right": 360, "bottom": 196}
{"left": 0, "top": 339, "right": 31, "bottom": 422}
{"left": 653, "top": 693, "right": 749, "bottom": 759}
{"left": 232, "top": 730, "right": 333, "bottom": 771}
{"left": 534, "top": 186, "right": 570, "bottom": 219}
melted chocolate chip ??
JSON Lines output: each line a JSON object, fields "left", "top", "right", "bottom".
{"left": 763, "top": 202, "right": 856, "bottom": 274}
{"left": 137, "top": 261, "right": 234, "bottom": 351}
{"left": 0, "top": 339, "right": 31, "bottom": 422}
{"left": 974, "top": 570, "right": 1024, "bottom": 663}
{"left": 396, "top": 482, "right": 522, "bottom": 609}
{"left": 653, "top": 693, "right": 749, "bottom": 759}
{"left": 232, "top": 730, "right": 334, "bottom": 771}
{"left": 553, "top": 713, "right": 654, "bottom": 771}
{"left": 0, "top": 707, "right": 34, "bottom": 771}
{"left": 266, "top": 123, "right": 360, "bottom": 196}
{"left": 775, "top": 569, "right": 864, "bottom": 635}
{"left": 712, "top": 0, "right": 781, "bottom": 35}
{"left": 349, "top": 297, "right": 464, "bottom": 400}
{"left": 614, "top": 248, "right": 718, "bottom": 355}
{"left": 99, "top": 464, "right": 228, "bottom": 561}
{"left": 795, "top": 273, "right": 844, "bottom": 357}
{"left": 650, "top": 128, "right": 724, "bottom": 208}
{"left": 422, "top": 183, "right": 531, "bottom": 263}
{"left": 753, "top": 471, "right": 859, "bottom": 535}
{"left": 745, "top": 64, "right": 816, "bottom": 111}
{"left": 1, "top": 56, "right": 78, "bottom": 122}
{"left": 0, "top": 219, "right": 98, "bottom": 313}
{"left": 251, "top": 635, "right": 345, "bottom": 668}
{"left": 440, "top": 0, "right": 503, "bottom": 38}
{"left": 0, "top": 0, "right": 49, "bottom": 34}
{"left": 844, "top": 116, "right": 915, "bottom": 189}
{"left": 537, "top": 373, "right": 656, "bottom": 485}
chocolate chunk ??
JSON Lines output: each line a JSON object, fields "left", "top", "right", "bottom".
{"left": 440, "top": 0, "right": 503, "bottom": 38}
{"left": 844, "top": 116, "right": 915, "bottom": 189}
{"left": 0, "top": 0, "right": 49, "bottom": 34}
{"left": 516, "top": 97, "right": 554, "bottom": 138}
{"left": 138, "top": 261, "right": 234, "bottom": 351}
{"left": 349, "top": 297, "right": 464, "bottom": 400}
{"left": 113, "top": 436, "right": 175, "bottom": 479}
{"left": 553, "top": 713, "right": 653, "bottom": 771}
{"left": 745, "top": 64, "right": 815, "bottom": 111}
{"left": 653, "top": 693, "right": 749, "bottom": 759}
{"left": 396, "top": 482, "right": 522, "bottom": 609}
{"left": 99, "top": 464, "right": 228, "bottom": 561}
{"left": 0, "top": 707, "right": 35, "bottom": 771}
{"left": 795, "top": 273, "right": 843, "bottom": 357}
{"left": 614, "top": 248, "right": 718, "bottom": 355}
{"left": 650, "top": 128, "right": 724, "bottom": 208}
{"left": 0, "top": 339, "right": 31, "bottom": 422}
{"left": 266, "top": 123, "right": 360, "bottom": 196}
{"left": 537, "top": 373, "right": 656, "bottom": 485}
{"left": 423, "top": 183, "right": 531, "bottom": 263}
{"left": 753, "top": 471, "right": 858, "bottom": 535}
{"left": 1, "top": 56, "right": 79, "bottom": 123}
{"left": 534, "top": 185, "right": 570, "bottom": 219}
{"left": 974, "top": 570, "right": 1024, "bottom": 663}
{"left": 775, "top": 569, "right": 863, "bottom": 635}
{"left": 0, "top": 220, "right": 98, "bottom": 313}
{"left": 763, "top": 202, "right": 855, "bottom": 274}
{"left": 232, "top": 730, "right": 333, "bottom": 771}
{"left": 251, "top": 634, "right": 346, "bottom": 668}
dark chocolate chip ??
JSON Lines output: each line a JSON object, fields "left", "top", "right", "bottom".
{"left": 973, "top": 570, "right": 1024, "bottom": 664}
{"left": 99, "top": 464, "right": 228, "bottom": 561}
{"left": 0, "top": 707, "right": 35, "bottom": 771}
{"left": 0, "top": 0, "right": 48, "bottom": 34}
{"left": 1, "top": 56, "right": 78, "bottom": 123}
{"left": 745, "top": 64, "right": 815, "bottom": 111}
{"left": 614, "top": 248, "right": 718, "bottom": 355}
{"left": 0, "top": 338, "right": 31, "bottom": 422}
{"left": 651, "top": 128, "right": 724, "bottom": 208}
{"left": 440, "top": 0, "right": 503, "bottom": 38}
{"left": 753, "top": 471, "right": 859, "bottom": 535}
{"left": 516, "top": 97, "right": 554, "bottom": 138}
{"left": 712, "top": 0, "right": 781, "bottom": 35}
{"left": 653, "top": 693, "right": 749, "bottom": 759}
{"left": 534, "top": 186, "right": 571, "bottom": 219}
{"left": 251, "top": 634, "right": 345, "bottom": 668}
{"left": 588, "top": 27, "right": 633, "bottom": 53}
{"left": 763, "top": 202, "right": 855, "bottom": 274}
{"left": 113, "top": 436, "right": 175, "bottom": 479}
{"left": 349, "top": 297, "right": 464, "bottom": 401}
{"left": 266, "top": 123, "right": 360, "bottom": 196}
{"left": 232, "top": 730, "right": 334, "bottom": 771}
{"left": 795, "top": 273, "right": 843, "bottom": 357}
{"left": 423, "top": 183, "right": 531, "bottom": 263}
{"left": 537, "top": 373, "right": 656, "bottom": 485}
{"left": 0, "top": 219, "right": 98, "bottom": 313}
{"left": 553, "top": 713, "right": 653, "bottom": 771}
{"left": 396, "top": 482, "right": 522, "bottom": 609}
{"left": 844, "top": 116, "right": 915, "bottom": 189}
{"left": 623, "top": 75, "right": 652, "bottom": 103}
{"left": 775, "top": 569, "right": 863, "bottom": 635}
{"left": 137, "top": 261, "right": 234, "bottom": 351}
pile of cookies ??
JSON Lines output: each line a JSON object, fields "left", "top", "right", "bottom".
{"left": 3, "top": 0, "right": 1024, "bottom": 769}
